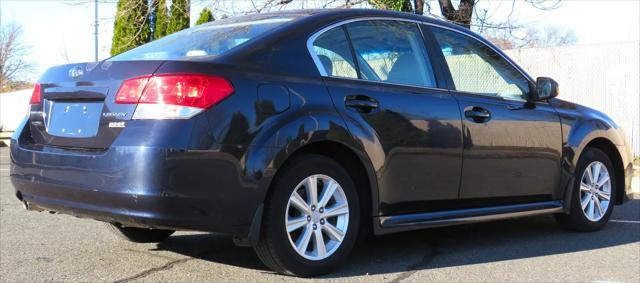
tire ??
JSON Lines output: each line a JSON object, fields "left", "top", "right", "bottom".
{"left": 105, "top": 223, "right": 175, "bottom": 243}
{"left": 555, "top": 147, "right": 616, "bottom": 232}
{"left": 254, "top": 154, "right": 360, "bottom": 277}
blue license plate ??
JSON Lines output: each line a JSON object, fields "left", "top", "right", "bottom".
{"left": 45, "top": 101, "right": 103, "bottom": 138}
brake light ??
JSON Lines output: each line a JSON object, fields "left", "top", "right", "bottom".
{"left": 29, "top": 83, "right": 42, "bottom": 104}
{"left": 115, "top": 74, "right": 233, "bottom": 119}
{"left": 114, "top": 76, "right": 149, "bottom": 104}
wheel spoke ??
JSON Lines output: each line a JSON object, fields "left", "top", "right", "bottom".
{"left": 313, "top": 229, "right": 327, "bottom": 258}
{"left": 322, "top": 222, "right": 344, "bottom": 242}
{"left": 581, "top": 194, "right": 591, "bottom": 210}
{"left": 306, "top": 176, "right": 319, "bottom": 206}
{"left": 318, "top": 180, "right": 338, "bottom": 208}
{"left": 594, "top": 198, "right": 605, "bottom": 217}
{"left": 580, "top": 184, "right": 591, "bottom": 193}
{"left": 295, "top": 225, "right": 313, "bottom": 253}
{"left": 596, "top": 174, "right": 610, "bottom": 188}
{"left": 287, "top": 216, "right": 308, "bottom": 232}
{"left": 587, "top": 199, "right": 595, "bottom": 219}
{"left": 290, "top": 191, "right": 311, "bottom": 215}
{"left": 585, "top": 166, "right": 595, "bottom": 185}
{"left": 324, "top": 202, "right": 349, "bottom": 218}
{"left": 596, "top": 189, "right": 611, "bottom": 200}
{"left": 591, "top": 163, "right": 601, "bottom": 185}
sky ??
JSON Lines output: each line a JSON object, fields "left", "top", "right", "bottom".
{"left": 1, "top": 0, "right": 639, "bottom": 81}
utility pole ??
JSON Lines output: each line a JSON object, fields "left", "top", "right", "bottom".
{"left": 94, "top": 0, "right": 99, "bottom": 61}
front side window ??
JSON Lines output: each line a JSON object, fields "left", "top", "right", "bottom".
{"left": 345, "top": 20, "right": 437, "bottom": 87}
{"left": 431, "top": 27, "right": 530, "bottom": 101}
{"left": 311, "top": 27, "right": 358, "bottom": 79}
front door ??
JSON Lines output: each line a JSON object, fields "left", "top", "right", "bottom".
{"left": 429, "top": 26, "right": 563, "bottom": 201}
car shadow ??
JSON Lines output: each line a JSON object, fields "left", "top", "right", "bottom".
{"left": 153, "top": 199, "right": 639, "bottom": 278}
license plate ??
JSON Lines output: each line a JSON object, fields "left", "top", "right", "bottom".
{"left": 45, "top": 101, "right": 103, "bottom": 138}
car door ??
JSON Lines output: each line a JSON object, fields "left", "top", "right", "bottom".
{"left": 427, "top": 26, "right": 563, "bottom": 201}
{"left": 309, "top": 20, "right": 463, "bottom": 215}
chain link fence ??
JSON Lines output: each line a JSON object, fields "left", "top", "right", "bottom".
{"left": 505, "top": 42, "right": 640, "bottom": 157}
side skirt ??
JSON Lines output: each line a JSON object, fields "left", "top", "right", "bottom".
{"left": 374, "top": 201, "right": 563, "bottom": 235}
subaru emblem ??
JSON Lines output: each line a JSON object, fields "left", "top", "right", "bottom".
{"left": 68, "top": 66, "right": 84, "bottom": 78}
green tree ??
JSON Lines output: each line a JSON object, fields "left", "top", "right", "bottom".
{"left": 167, "top": 0, "right": 190, "bottom": 34}
{"left": 368, "top": 0, "right": 412, "bottom": 12}
{"left": 195, "top": 7, "right": 214, "bottom": 25}
{"left": 152, "top": 0, "right": 169, "bottom": 39}
{"left": 110, "top": 0, "right": 150, "bottom": 55}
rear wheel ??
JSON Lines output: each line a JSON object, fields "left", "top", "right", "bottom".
{"left": 556, "top": 147, "right": 616, "bottom": 231}
{"left": 254, "top": 154, "right": 360, "bottom": 277}
{"left": 105, "top": 223, "right": 174, "bottom": 243}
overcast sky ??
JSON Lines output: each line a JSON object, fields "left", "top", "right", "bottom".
{"left": 1, "top": 0, "right": 639, "bottom": 81}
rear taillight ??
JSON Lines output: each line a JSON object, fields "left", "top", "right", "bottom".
{"left": 29, "top": 83, "right": 42, "bottom": 104}
{"left": 115, "top": 74, "right": 234, "bottom": 119}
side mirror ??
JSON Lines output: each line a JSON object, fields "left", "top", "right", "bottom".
{"left": 534, "top": 77, "right": 559, "bottom": 100}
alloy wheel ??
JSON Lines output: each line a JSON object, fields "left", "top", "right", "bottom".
{"left": 285, "top": 174, "right": 349, "bottom": 261}
{"left": 579, "top": 161, "right": 612, "bottom": 222}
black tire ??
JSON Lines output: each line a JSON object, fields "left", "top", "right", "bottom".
{"left": 105, "top": 223, "right": 174, "bottom": 243}
{"left": 254, "top": 154, "right": 360, "bottom": 277}
{"left": 555, "top": 147, "right": 616, "bottom": 232}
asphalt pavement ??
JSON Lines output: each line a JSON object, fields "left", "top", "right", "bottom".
{"left": 1, "top": 147, "right": 638, "bottom": 282}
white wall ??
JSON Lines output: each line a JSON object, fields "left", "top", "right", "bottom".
{"left": 505, "top": 42, "right": 640, "bottom": 157}
{"left": 0, "top": 89, "right": 31, "bottom": 132}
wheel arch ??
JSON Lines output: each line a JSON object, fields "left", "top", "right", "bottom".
{"left": 275, "top": 140, "right": 377, "bottom": 218}
{"left": 582, "top": 137, "right": 626, "bottom": 205}
{"left": 239, "top": 110, "right": 381, "bottom": 245}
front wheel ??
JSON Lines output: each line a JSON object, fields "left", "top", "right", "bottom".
{"left": 556, "top": 147, "right": 616, "bottom": 231}
{"left": 254, "top": 154, "right": 360, "bottom": 277}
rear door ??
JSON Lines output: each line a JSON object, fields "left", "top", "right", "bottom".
{"left": 28, "top": 61, "right": 163, "bottom": 149}
{"left": 427, "top": 26, "right": 562, "bottom": 201}
{"left": 310, "top": 20, "right": 463, "bottom": 215}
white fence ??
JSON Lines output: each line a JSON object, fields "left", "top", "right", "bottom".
{"left": 0, "top": 89, "right": 30, "bottom": 132}
{"left": 505, "top": 42, "right": 640, "bottom": 157}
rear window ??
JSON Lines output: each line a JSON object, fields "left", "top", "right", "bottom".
{"left": 109, "top": 17, "right": 294, "bottom": 61}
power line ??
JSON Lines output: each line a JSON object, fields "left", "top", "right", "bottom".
{"left": 94, "top": 0, "right": 99, "bottom": 61}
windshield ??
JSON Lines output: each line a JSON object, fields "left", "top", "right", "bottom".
{"left": 109, "top": 17, "right": 294, "bottom": 61}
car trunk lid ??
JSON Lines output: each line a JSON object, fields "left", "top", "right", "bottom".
{"left": 28, "top": 61, "right": 164, "bottom": 149}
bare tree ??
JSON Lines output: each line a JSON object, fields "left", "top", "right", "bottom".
{"left": 437, "top": 0, "right": 474, "bottom": 29}
{"left": 485, "top": 24, "right": 577, "bottom": 49}
{"left": 520, "top": 25, "right": 578, "bottom": 48}
{"left": 0, "top": 23, "right": 33, "bottom": 91}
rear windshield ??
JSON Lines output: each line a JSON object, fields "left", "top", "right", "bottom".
{"left": 108, "top": 17, "right": 294, "bottom": 61}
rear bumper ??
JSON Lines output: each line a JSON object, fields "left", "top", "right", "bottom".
{"left": 13, "top": 177, "right": 218, "bottom": 232}
{"left": 9, "top": 138, "right": 265, "bottom": 237}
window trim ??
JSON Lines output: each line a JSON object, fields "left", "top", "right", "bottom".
{"left": 306, "top": 17, "right": 534, "bottom": 91}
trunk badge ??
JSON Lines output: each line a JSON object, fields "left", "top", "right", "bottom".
{"left": 68, "top": 66, "right": 84, "bottom": 78}
{"left": 108, "top": 122, "right": 126, "bottom": 128}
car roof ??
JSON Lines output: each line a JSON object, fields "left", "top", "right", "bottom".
{"left": 259, "top": 8, "right": 468, "bottom": 32}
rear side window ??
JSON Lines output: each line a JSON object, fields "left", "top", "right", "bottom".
{"left": 431, "top": 27, "right": 530, "bottom": 101}
{"left": 311, "top": 27, "right": 358, "bottom": 79}
{"left": 109, "top": 18, "right": 294, "bottom": 61}
{"left": 345, "top": 20, "right": 436, "bottom": 87}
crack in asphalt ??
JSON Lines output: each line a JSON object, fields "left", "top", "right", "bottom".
{"left": 112, "top": 256, "right": 195, "bottom": 283}
{"left": 112, "top": 249, "right": 221, "bottom": 283}
{"left": 389, "top": 242, "right": 438, "bottom": 283}
{"left": 122, "top": 248, "right": 179, "bottom": 261}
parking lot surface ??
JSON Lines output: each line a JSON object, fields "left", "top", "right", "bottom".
{"left": 1, "top": 147, "right": 639, "bottom": 282}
